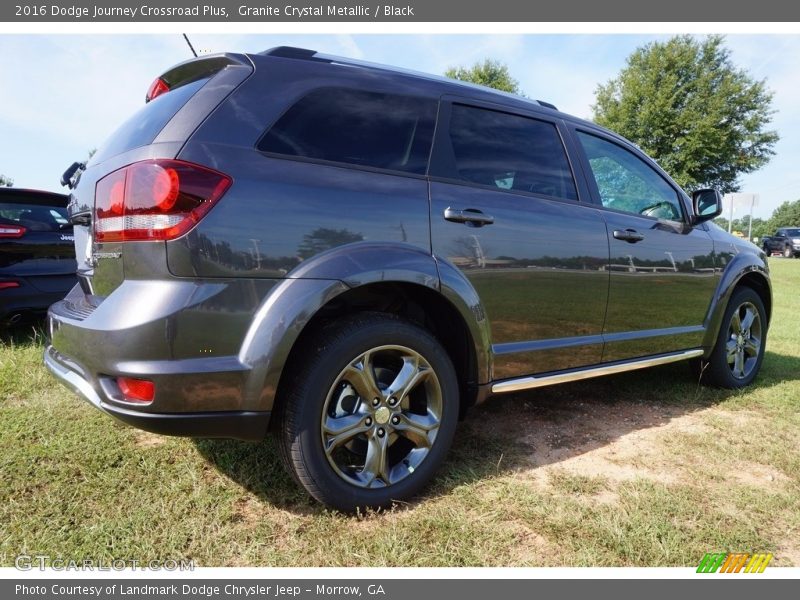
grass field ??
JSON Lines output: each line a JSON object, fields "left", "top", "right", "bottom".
{"left": 1, "top": 260, "right": 798, "bottom": 567}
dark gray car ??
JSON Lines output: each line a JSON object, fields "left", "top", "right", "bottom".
{"left": 45, "top": 47, "right": 771, "bottom": 511}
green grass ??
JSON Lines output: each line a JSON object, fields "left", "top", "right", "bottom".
{"left": 1, "top": 259, "right": 799, "bottom": 567}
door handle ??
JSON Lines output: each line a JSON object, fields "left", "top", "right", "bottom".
{"left": 613, "top": 229, "right": 645, "bottom": 243}
{"left": 443, "top": 207, "right": 495, "bottom": 227}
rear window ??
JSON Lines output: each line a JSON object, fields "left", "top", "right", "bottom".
{"left": 0, "top": 203, "right": 69, "bottom": 232}
{"left": 258, "top": 88, "right": 437, "bottom": 175}
{"left": 92, "top": 77, "right": 209, "bottom": 164}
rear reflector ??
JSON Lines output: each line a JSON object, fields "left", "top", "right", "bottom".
{"left": 0, "top": 281, "right": 20, "bottom": 290}
{"left": 146, "top": 77, "right": 170, "bottom": 103}
{"left": 117, "top": 377, "right": 155, "bottom": 403}
{"left": 94, "top": 159, "right": 231, "bottom": 242}
{"left": 0, "top": 224, "right": 26, "bottom": 238}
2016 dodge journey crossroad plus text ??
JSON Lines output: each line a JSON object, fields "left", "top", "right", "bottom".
{"left": 45, "top": 47, "right": 772, "bottom": 511}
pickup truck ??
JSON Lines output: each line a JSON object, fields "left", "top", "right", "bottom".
{"left": 762, "top": 228, "right": 800, "bottom": 258}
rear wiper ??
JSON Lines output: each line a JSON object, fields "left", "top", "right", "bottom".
{"left": 60, "top": 161, "right": 86, "bottom": 189}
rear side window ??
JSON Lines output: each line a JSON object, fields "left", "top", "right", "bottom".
{"left": 444, "top": 104, "right": 578, "bottom": 201}
{"left": 0, "top": 203, "right": 68, "bottom": 232}
{"left": 92, "top": 77, "right": 209, "bottom": 164}
{"left": 258, "top": 88, "right": 437, "bottom": 175}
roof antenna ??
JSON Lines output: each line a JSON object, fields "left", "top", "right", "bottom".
{"left": 182, "top": 33, "right": 198, "bottom": 58}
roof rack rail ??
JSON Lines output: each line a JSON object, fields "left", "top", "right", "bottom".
{"left": 260, "top": 46, "right": 330, "bottom": 62}
{"left": 537, "top": 100, "right": 558, "bottom": 110}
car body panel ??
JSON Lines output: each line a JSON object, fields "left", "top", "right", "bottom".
{"left": 429, "top": 180, "right": 610, "bottom": 378}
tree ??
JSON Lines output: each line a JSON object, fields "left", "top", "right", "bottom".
{"left": 714, "top": 216, "right": 770, "bottom": 240}
{"left": 767, "top": 200, "right": 800, "bottom": 232}
{"left": 0, "top": 174, "right": 12, "bottom": 187}
{"left": 593, "top": 35, "right": 778, "bottom": 194}
{"left": 297, "top": 227, "right": 363, "bottom": 259}
{"left": 444, "top": 59, "right": 521, "bottom": 94}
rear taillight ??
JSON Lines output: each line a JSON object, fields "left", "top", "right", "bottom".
{"left": 117, "top": 377, "right": 155, "bottom": 403}
{"left": 0, "top": 224, "right": 25, "bottom": 238}
{"left": 94, "top": 159, "right": 231, "bottom": 242}
{"left": 0, "top": 281, "right": 20, "bottom": 290}
{"left": 146, "top": 77, "right": 170, "bottom": 103}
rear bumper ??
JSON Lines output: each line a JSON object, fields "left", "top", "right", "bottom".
{"left": 44, "top": 344, "right": 269, "bottom": 441}
{"left": 1, "top": 275, "right": 76, "bottom": 321}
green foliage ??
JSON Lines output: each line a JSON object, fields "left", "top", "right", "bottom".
{"left": 444, "top": 59, "right": 521, "bottom": 94}
{"left": 0, "top": 174, "right": 12, "bottom": 187}
{"left": 714, "top": 216, "right": 770, "bottom": 240}
{"left": 767, "top": 200, "right": 800, "bottom": 231}
{"left": 297, "top": 227, "right": 363, "bottom": 259}
{"left": 593, "top": 35, "right": 778, "bottom": 194}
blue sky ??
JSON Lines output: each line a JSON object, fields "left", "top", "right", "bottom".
{"left": 1, "top": 33, "right": 798, "bottom": 218}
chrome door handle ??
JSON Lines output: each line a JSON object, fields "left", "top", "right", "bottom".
{"left": 613, "top": 229, "right": 645, "bottom": 243}
{"left": 444, "top": 207, "right": 495, "bottom": 227}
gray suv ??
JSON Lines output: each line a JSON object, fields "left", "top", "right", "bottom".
{"left": 46, "top": 47, "right": 771, "bottom": 511}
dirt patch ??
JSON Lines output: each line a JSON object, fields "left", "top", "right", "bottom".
{"left": 485, "top": 397, "right": 708, "bottom": 485}
{"left": 728, "top": 461, "right": 790, "bottom": 487}
{"left": 504, "top": 521, "right": 558, "bottom": 564}
{"left": 133, "top": 431, "right": 167, "bottom": 448}
{"left": 774, "top": 542, "right": 800, "bottom": 567}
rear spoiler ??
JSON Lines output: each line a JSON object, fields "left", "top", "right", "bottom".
{"left": 147, "top": 53, "right": 253, "bottom": 103}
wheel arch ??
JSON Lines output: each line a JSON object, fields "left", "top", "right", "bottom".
{"left": 238, "top": 242, "right": 492, "bottom": 419}
{"left": 702, "top": 255, "right": 772, "bottom": 351}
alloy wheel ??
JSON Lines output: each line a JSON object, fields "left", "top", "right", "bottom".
{"left": 320, "top": 345, "right": 442, "bottom": 488}
{"left": 726, "top": 301, "right": 762, "bottom": 380}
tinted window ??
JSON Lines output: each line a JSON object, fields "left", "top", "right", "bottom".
{"left": 259, "top": 89, "right": 437, "bottom": 175}
{"left": 577, "top": 132, "right": 683, "bottom": 221}
{"left": 445, "top": 104, "right": 577, "bottom": 201}
{"left": 0, "top": 203, "right": 69, "bottom": 232}
{"left": 93, "top": 77, "right": 209, "bottom": 164}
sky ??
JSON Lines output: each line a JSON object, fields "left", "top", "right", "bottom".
{"left": 1, "top": 33, "right": 799, "bottom": 219}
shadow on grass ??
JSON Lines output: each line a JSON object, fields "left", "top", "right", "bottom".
{"left": 195, "top": 349, "right": 800, "bottom": 514}
{"left": 0, "top": 318, "right": 47, "bottom": 346}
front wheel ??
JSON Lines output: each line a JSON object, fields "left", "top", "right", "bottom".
{"left": 698, "top": 287, "right": 767, "bottom": 388}
{"left": 784, "top": 246, "right": 793, "bottom": 258}
{"left": 276, "top": 313, "right": 459, "bottom": 512}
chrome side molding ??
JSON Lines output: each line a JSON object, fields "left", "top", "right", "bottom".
{"left": 491, "top": 349, "right": 705, "bottom": 394}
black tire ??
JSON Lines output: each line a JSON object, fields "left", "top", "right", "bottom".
{"left": 697, "top": 287, "right": 767, "bottom": 388}
{"left": 783, "top": 245, "right": 793, "bottom": 258}
{"left": 276, "top": 312, "right": 459, "bottom": 512}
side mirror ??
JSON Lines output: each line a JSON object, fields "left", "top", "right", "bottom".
{"left": 691, "top": 189, "right": 723, "bottom": 224}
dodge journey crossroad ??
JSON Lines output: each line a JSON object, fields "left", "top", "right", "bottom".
{"left": 46, "top": 47, "right": 772, "bottom": 511}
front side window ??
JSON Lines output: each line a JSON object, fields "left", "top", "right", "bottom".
{"left": 577, "top": 132, "right": 683, "bottom": 221}
{"left": 258, "top": 88, "right": 437, "bottom": 175}
{"left": 445, "top": 104, "right": 578, "bottom": 201}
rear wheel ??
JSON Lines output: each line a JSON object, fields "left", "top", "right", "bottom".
{"left": 277, "top": 313, "right": 459, "bottom": 512}
{"left": 697, "top": 287, "right": 767, "bottom": 388}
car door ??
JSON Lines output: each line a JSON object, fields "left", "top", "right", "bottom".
{"left": 429, "top": 100, "right": 610, "bottom": 380}
{"left": 570, "top": 128, "right": 717, "bottom": 362}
